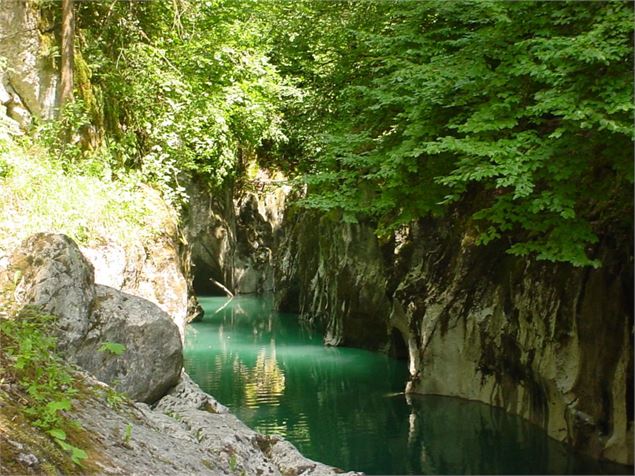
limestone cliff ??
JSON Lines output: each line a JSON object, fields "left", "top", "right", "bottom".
{"left": 274, "top": 209, "right": 634, "bottom": 466}
{"left": 275, "top": 210, "right": 391, "bottom": 349}
{"left": 0, "top": 0, "right": 58, "bottom": 130}
{"left": 184, "top": 175, "right": 289, "bottom": 297}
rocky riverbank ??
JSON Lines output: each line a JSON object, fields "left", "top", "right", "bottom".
{"left": 0, "top": 233, "right": 359, "bottom": 475}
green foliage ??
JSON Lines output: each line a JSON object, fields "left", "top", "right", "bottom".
{"left": 229, "top": 453, "right": 238, "bottom": 472}
{"left": 98, "top": 341, "right": 126, "bottom": 356}
{"left": 279, "top": 0, "right": 634, "bottom": 266}
{"left": 123, "top": 423, "right": 133, "bottom": 445}
{"left": 0, "top": 306, "right": 87, "bottom": 465}
{"left": 36, "top": 100, "right": 93, "bottom": 174}
{"left": 25, "top": 0, "right": 633, "bottom": 267}
{"left": 100, "top": 384, "right": 127, "bottom": 410}
{"left": 74, "top": 0, "right": 291, "bottom": 203}
{"left": 0, "top": 155, "right": 12, "bottom": 179}
{"left": 0, "top": 132, "right": 167, "bottom": 252}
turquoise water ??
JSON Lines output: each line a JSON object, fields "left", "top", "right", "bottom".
{"left": 184, "top": 296, "right": 631, "bottom": 475}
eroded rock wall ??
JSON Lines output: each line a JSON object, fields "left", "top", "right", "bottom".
{"left": 275, "top": 210, "right": 391, "bottom": 349}
{"left": 185, "top": 176, "right": 289, "bottom": 297}
{"left": 273, "top": 210, "right": 634, "bottom": 465}
{"left": 0, "top": 0, "right": 58, "bottom": 130}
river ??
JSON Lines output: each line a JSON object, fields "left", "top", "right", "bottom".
{"left": 184, "top": 296, "right": 629, "bottom": 475}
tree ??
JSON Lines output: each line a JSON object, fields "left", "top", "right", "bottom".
{"left": 59, "top": 0, "right": 74, "bottom": 108}
{"left": 281, "top": 1, "right": 634, "bottom": 266}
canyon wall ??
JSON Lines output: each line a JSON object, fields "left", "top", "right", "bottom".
{"left": 184, "top": 176, "right": 289, "bottom": 298}
{"left": 0, "top": 1, "right": 58, "bottom": 130}
{"left": 274, "top": 209, "right": 634, "bottom": 466}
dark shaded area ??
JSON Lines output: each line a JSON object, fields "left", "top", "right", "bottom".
{"left": 388, "top": 328, "right": 408, "bottom": 360}
{"left": 191, "top": 257, "right": 226, "bottom": 297}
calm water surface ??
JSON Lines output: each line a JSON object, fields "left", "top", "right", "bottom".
{"left": 184, "top": 296, "right": 631, "bottom": 475}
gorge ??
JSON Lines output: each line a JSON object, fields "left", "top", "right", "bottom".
{"left": 1, "top": 1, "right": 633, "bottom": 474}
{"left": 183, "top": 176, "right": 634, "bottom": 470}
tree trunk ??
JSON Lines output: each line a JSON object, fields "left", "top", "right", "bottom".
{"left": 59, "top": 0, "right": 75, "bottom": 109}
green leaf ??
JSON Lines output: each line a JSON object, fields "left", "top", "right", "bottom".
{"left": 98, "top": 342, "right": 126, "bottom": 356}
{"left": 46, "top": 399, "right": 71, "bottom": 413}
{"left": 70, "top": 446, "right": 88, "bottom": 465}
{"left": 48, "top": 428, "right": 67, "bottom": 441}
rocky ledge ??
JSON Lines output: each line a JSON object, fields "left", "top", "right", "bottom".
{"left": 2, "top": 369, "right": 359, "bottom": 475}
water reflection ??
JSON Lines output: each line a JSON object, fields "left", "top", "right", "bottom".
{"left": 242, "top": 346, "right": 286, "bottom": 408}
{"left": 184, "top": 296, "right": 633, "bottom": 475}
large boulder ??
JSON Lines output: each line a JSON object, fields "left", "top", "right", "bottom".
{"left": 81, "top": 236, "right": 189, "bottom": 340}
{"left": 1, "top": 233, "right": 183, "bottom": 403}
{"left": 1, "top": 233, "right": 95, "bottom": 351}
{"left": 70, "top": 285, "right": 183, "bottom": 403}
{"left": 79, "top": 185, "right": 191, "bottom": 339}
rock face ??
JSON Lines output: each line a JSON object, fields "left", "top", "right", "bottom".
{"left": 2, "top": 233, "right": 95, "bottom": 351}
{"left": 185, "top": 176, "right": 289, "bottom": 297}
{"left": 81, "top": 235, "right": 189, "bottom": 339}
{"left": 1, "top": 233, "right": 183, "bottom": 403}
{"left": 0, "top": 2, "right": 58, "bottom": 129}
{"left": 275, "top": 211, "right": 391, "bottom": 348}
{"left": 274, "top": 211, "right": 634, "bottom": 466}
{"left": 75, "top": 186, "right": 192, "bottom": 338}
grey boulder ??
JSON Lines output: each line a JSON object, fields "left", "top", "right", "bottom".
{"left": 70, "top": 285, "right": 183, "bottom": 403}
{"left": 1, "top": 233, "right": 183, "bottom": 403}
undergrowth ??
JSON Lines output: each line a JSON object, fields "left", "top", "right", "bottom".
{"left": 0, "top": 129, "right": 174, "bottom": 256}
{"left": 0, "top": 302, "right": 88, "bottom": 466}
